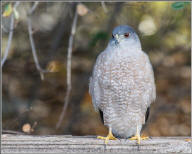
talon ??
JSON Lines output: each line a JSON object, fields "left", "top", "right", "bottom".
{"left": 141, "top": 136, "right": 149, "bottom": 140}
{"left": 97, "top": 128, "right": 117, "bottom": 144}
{"left": 129, "top": 136, "right": 137, "bottom": 140}
{"left": 129, "top": 135, "right": 149, "bottom": 144}
{"left": 97, "top": 136, "right": 106, "bottom": 140}
{"left": 185, "top": 139, "right": 191, "bottom": 142}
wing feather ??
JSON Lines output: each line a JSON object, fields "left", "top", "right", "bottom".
{"left": 89, "top": 52, "right": 105, "bottom": 112}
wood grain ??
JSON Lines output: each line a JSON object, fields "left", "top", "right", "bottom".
{"left": 1, "top": 134, "right": 192, "bottom": 153}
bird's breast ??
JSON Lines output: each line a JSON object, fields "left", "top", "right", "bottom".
{"left": 100, "top": 50, "right": 144, "bottom": 91}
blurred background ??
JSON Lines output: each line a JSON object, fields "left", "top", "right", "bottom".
{"left": 2, "top": 2, "right": 191, "bottom": 136}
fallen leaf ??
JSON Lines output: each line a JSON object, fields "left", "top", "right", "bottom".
{"left": 46, "top": 60, "right": 66, "bottom": 73}
{"left": 77, "top": 3, "right": 88, "bottom": 16}
{"left": 22, "top": 123, "right": 31, "bottom": 133}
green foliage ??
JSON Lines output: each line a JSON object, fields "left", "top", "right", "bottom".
{"left": 4, "top": 3, "right": 11, "bottom": 11}
{"left": 171, "top": 2, "right": 190, "bottom": 10}
{"left": 88, "top": 31, "right": 109, "bottom": 48}
{"left": 3, "top": 3, "right": 13, "bottom": 17}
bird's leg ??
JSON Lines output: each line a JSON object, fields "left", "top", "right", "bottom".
{"left": 129, "top": 125, "right": 149, "bottom": 144}
{"left": 97, "top": 127, "right": 117, "bottom": 144}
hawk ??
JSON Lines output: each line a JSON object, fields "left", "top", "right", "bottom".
{"left": 89, "top": 25, "right": 156, "bottom": 144}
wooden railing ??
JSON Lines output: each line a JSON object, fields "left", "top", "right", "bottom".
{"left": 1, "top": 134, "right": 191, "bottom": 153}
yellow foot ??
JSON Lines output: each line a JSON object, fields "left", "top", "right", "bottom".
{"left": 129, "top": 135, "right": 149, "bottom": 144}
{"left": 97, "top": 128, "right": 117, "bottom": 144}
{"left": 185, "top": 139, "right": 191, "bottom": 142}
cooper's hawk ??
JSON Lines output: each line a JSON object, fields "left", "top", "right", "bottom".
{"left": 89, "top": 25, "right": 156, "bottom": 144}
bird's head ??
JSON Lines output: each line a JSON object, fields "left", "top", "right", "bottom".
{"left": 109, "top": 25, "right": 141, "bottom": 49}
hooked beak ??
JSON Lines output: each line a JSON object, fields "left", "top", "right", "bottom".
{"left": 114, "top": 34, "right": 120, "bottom": 43}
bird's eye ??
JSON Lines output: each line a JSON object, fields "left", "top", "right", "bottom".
{"left": 124, "top": 33, "right": 129, "bottom": 38}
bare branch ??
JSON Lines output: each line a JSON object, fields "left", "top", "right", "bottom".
{"left": 27, "top": 2, "right": 47, "bottom": 80}
{"left": 2, "top": 25, "right": 9, "bottom": 33}
{"left": 56, "top": 6, "right": 78, "bottom": 129}
{"left": 1, "top": 2, "right": 20, "bottom": 67}
{"left": 28, "top": 2, "right": 39, "bottom": 15}
{"left": 101, "top": 2, "right": 108, "bottom": 13}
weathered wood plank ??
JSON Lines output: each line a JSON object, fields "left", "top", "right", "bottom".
{"left": 1, "top": 134, "right": 192, "bottom": 153}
